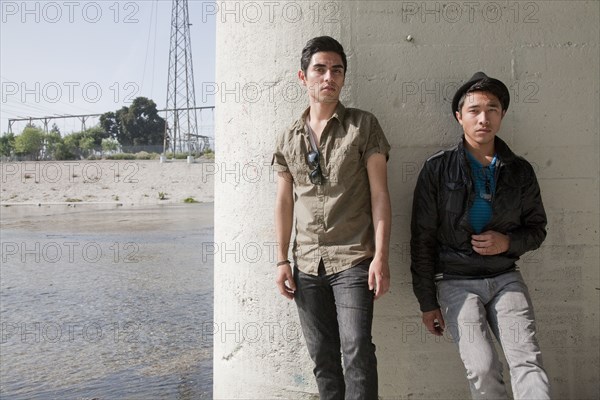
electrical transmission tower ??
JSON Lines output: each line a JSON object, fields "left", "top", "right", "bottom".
{"left": 163, "top": 0, "right": 209, "bottom": 157}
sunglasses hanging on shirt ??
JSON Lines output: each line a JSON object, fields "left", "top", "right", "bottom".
{"left": 306, "top": 122, "right": 324, "bottom": 185}
{"left": 479, "top": 167, "right": 492, "bottom": 202}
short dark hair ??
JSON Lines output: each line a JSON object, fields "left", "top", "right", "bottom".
{"left": 457, "top": 78, "right": 509, "bottom": 114}
{"left": 301, "top": 36, "right": 347, "bottom": 74}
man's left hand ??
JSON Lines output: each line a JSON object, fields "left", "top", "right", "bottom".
{"left": 471, "top": 230, "right": 510, "bottom": 255}
{"left": 368, "top": 258, "right": 390, "bottom": 300}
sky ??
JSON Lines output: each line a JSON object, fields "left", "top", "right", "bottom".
{"left": 0, "top": 0, "right": 216, "bottom": 136}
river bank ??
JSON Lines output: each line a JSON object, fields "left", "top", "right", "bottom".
{"left": 0, "top": 159, "right": 215, "bottom": 206}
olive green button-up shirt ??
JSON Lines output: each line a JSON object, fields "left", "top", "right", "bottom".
{"left": 272, "top": 102, "right": 391, "bottom": 276}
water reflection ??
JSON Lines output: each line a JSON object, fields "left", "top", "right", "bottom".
{"left": 0, "top": 204, "right": 213, "bottom": 399}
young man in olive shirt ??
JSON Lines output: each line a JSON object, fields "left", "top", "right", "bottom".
{"left": 272, "top": 36, "right": 391, "bottom": 399}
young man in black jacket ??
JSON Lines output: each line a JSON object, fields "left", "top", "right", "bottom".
{"left": 410, "top": 72, "right": 550, "bottom": 399}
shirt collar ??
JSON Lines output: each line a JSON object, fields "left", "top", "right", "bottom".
{"left": 459, "top": 135, "right": 516, "bottom": 164}
{"left": 466, "top": 150, "right": 497, "bottom": 168}
{"left": 292, "top": 102, "right": 346, "bottom": 133}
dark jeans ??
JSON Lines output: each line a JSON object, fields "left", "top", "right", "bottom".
{"left": 294, "top": 258, "right": 377, "bottom": 400}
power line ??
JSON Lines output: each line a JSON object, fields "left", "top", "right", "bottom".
{"left": 141, "top": 0, "right": 158, "bottom": 96}
{"left": 7, "top": 106, "right": 214, "bottom": 136}
{"left": 1, "top": 75, "right": 103, "bottom": 115}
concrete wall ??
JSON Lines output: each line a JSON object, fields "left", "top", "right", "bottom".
{"left": 213, "top": 1, "right": 599, "bottom": 398}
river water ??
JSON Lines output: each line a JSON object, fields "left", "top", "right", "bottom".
{"left": 0, "top": 204, "right": 214, "bottom": 399}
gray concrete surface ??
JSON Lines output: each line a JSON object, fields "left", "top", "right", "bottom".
{"left": 213, "top": 1, "right": 599, "bottom": 398}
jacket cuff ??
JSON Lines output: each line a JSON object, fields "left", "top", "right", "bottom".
{"left": 419, "top": 299, "right": 440, "bottom": 313}
{"left": 506, "top": 231, "right": 523, "bottom": 257}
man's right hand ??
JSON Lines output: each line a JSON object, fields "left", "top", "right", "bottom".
{"left": 275, "top": 263, "right": 296, "bottom": 300}
{"left": 422, "top": 309, "right": 445, "bottom": 336}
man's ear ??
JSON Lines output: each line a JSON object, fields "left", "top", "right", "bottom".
{"left": 298, "top": 69, "right": 306, "bottom": 86}
{"left": 501, "top": 109, "right": 507, "bottom": 119}
{"left": 455, "top": 111, "right": 463, "bottom": 125}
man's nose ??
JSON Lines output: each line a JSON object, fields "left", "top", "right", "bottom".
{"left": 479, "top": 112, "right": 490, "bottom": 125}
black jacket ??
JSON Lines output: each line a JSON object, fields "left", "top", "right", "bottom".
{"left": 410, "top": 137, "right": 547, "bottom": 312}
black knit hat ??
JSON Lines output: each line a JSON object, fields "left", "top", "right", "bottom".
{"left": 452, "top": 72, "right": 510, "bottom": 120}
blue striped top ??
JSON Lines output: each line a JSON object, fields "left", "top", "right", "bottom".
{"left": 467, "top": 151, "right": 497, "bottom": 234}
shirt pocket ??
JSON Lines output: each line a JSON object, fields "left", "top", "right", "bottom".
{"left": 444, "top": 181, "right": 467, "bottom": 213}
{"left": 328, "top": 144, "right": 361, "bottom": 185}
{"left": 287, "top": 154, "right": 310, "bottom": 184}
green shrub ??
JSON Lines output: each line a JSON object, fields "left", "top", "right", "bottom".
{"left": 106, "top": 153, "right": 136, "bottom": 160}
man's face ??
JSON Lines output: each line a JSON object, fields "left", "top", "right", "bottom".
{"left": 456, "top": 91, "right": 506, "bottom": 148}
{"left": 298, "top": 51, "right": 345, "bottom": 104}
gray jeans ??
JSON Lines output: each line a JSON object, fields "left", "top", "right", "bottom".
{"left": 437, "top": 271, "right": 550, "bottom": 400}
{"left": 294, "top": 258, "right": 377, "bottom": 400}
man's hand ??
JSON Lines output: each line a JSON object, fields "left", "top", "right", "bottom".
{"left": 368, "top": 258, "right": 390, "bottom": 300}
{"left": 422, "top": 309, "right": 445, "bottom": 336}
{"left": 471, "top": 230, "right": 510, "bottom": 255}
{"left": 275, "top": 264, "right": 296, "bottom": 300}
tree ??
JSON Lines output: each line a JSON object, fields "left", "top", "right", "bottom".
{"left": 0, "top": 132, "right": 16, "bottom": 158}
{"left": 100, "top": 97, "right": 165, "bottom": 147}
{"left": 51, "top": 141, "right": 77, "bottom": 160}
{"left": 15, "top": 126, "right": 44, "bottom": 159}
{"left": 100, "top": 111, "right": 117, "bottom": 139}
{"left": 84, "top": 125, "right": 110, "bottom": 147}
{"left": 79, "top": 136, "right": 96, "bottom": 157}
{"left": 50, "top": 123, "right": 61, "bottom": 136}
{"left": 101, "top": 138, "right": 119, "bottom": 154}
{"left": 43, "top": 131, "right": 63, "bottom": 160}
{"left": 62, "top": 132, "right": 82, "bottom": 158}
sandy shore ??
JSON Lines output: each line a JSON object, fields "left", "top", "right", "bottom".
{"left": 0, "top": 159, "right": 215, "bottom": 206}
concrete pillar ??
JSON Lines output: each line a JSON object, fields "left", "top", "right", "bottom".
{"left": 213, "top": 3, "right": 350, "bottom": 396}
{"left": 214, "top": 1, "right": 599, "bottom": 398}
